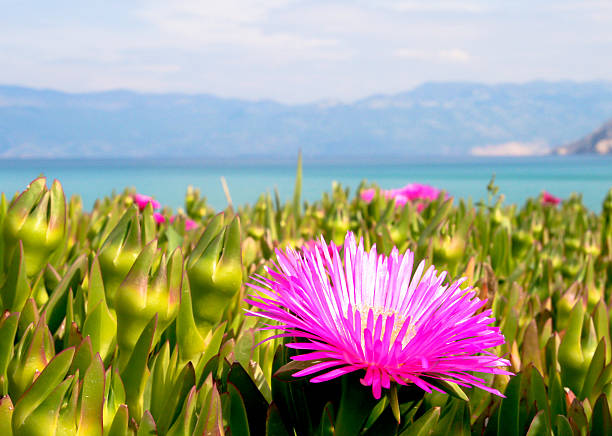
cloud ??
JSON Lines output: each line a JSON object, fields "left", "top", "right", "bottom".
{"left": 137, "top": 1, "right": 343, "bottom": 59}
{"left": 394, "top": 48, "right": 471, "bottom": 63}
{"left": 470, "top": 141, "right": 550, "bottom": 156}
{"left": 386, "top": 1, "right": 488, "bottom": 13}
{"left": 3, "top": 1, "right": 612, "bottom": 103}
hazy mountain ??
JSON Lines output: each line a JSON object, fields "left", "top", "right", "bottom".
{"left": 2, "top": 81, "right": 612, "bottom": 159}
{"left": 555, "top": 118, "right": 612, "bottom": 155}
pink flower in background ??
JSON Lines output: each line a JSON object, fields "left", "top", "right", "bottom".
{"left": 184, "top": 218, "right": 198, "bottom": 231}
{"left": 541, "top": 191, "right": 561, "bottom": 206}
{"left": 360, "top": 188, "right": 376, "bottom": 203}
{"left": 360, "top": 183, "right": 446, "bottom": 210}
{"left": 169, "top": 215, "right": 199, "bottom": 230}
{"left": 247, "top": 232, "right": 511, "bottom": 399}
{"left": 153, "top": 212, "right": 165, "bottom": 224}
{"left": 396, "top": 183, "right": 442, "bottom": 201}
{"left": 133, "top": 193, "right": 161, "bottom": 211}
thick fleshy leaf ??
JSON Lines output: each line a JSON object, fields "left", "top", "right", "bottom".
{"left": 136, "top": 411, "right": 157, "bottom": 436}
{"left": 176, "top": 273, "right": 207, "bottom": 363}
{"left": 554, "top": 415, "right": 573, "bottom": 436}
{"left": 528, "top": 366, "right": 551, "bottom": 434}
{"left": 0, "top": 312, "right": 19, "bottom": 384}
{"left": 43, "top": 254, "right": 88, "bottom": 333}
{"left": 155, "top": 362, "right": 196, "bottom": 434}
{"left": 497, "top": 373, "right": 521, "bottom": 436}
{"left": 399, "top": 407, "right": 440, "bottom": 436}
{"left": 558, "top": 301, "right": 586, "bottom": 394}
{"left": 166, "top": 386, "right": 197, "bottom": 436}
{"left": 0, "top": 395, "right": 13, "bottom": 436}
{"left": 581, "top": 338, "right": 606, "bottom": 401}
{"left": 591, "top": 394, "right": 612, "bottom": 435}
{"left": 76, "top": 354, "right": 105, "bottom": 436}
{"left": 8, "top": 312, "right": 55, "bottom": 400}
{"left": 1, "top": 242, "right": 31, "bottom": 312}
{"left": 108, "top": 404, "right": 130, "bottom": 436}
{"left": 120, "top": 315, "right": 157, "bottom": 421}
{"left": 15, "top": 376, "right": 73, "bottom": 436}
{"left": 266, "top": 402, "right": 290, "bottom": 436}
{"left": 227, "top": 362, "right": 268, "bottom": 436}
{"left": 228, "top": 382, "right": 250, "bottom": 436}
{"left": 70, "top": 336, "right": 94, "bottom": 379}
{"left": 12, "top": 347, "right": 75, "bottom": 431}
{"left": 193, "top": 375, "right": 224, "bottom": 436}
{"left": 525, "top": 410, "right": 548, "bottom": 436}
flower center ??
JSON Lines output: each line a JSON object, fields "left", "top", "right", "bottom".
{"left": 355, "top": 305, "right": 416, "bottom": 348}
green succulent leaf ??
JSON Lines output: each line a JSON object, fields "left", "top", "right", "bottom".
{"left": 399, "top": 406, "right": 440, "bottom": 436}
{"left": 12, "top": 347, "right": 75, "bottom": 432}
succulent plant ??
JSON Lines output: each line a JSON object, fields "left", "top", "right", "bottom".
{"left": 0, "top": 165, "right": 610, "bottom": 435}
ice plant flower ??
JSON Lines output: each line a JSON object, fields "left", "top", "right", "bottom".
{"left": 133, "top": 193, "right": 161, "bottom": 211}
{"left": 360, "top": 188, "right": 376, "bottom": 203}
{"left": 246, "top": 232, "right": 511, "bottom": 399}
{"left": 153, "top": 212, "right": 166, "bottom": 224}
{"left": 541, "top": 190, "right": 561, "bottom": 206}
{"left": 360, "top": 183, "right": 446, "bottom": 210}
{"left": 184, "top": 218, "right": 198, "bottom": 230}
{"left": 170, "top": 215, "right": 199, "bottom": 230}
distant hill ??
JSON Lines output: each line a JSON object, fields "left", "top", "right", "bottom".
{"left": 555, "top": 118, "right": 612, "bottom": 155}
{"left": 2, "top": 81, "right": 612, "bottom": 159}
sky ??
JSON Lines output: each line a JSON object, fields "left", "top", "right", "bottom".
{"left": 2, "top": 0, "right": 612, "bottom": 103}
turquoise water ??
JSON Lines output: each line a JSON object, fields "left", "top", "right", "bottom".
{"left": 1, "top": 156, "right": 611, "bottom": 211}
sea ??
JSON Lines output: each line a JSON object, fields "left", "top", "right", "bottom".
{"left": 1, "top": 156, "right": 611, "bottom": 212}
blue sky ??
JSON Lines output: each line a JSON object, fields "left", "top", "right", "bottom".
{"left": 2, "top": 1, "right": 611, "bottom": 103}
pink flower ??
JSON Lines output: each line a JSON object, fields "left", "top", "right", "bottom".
{"left": 169, "top": 215, "right": 199, "bottom": 231}
{"left": 133, "top": 193, "right": 161, "bottom": 211}
{"left": 153, "top": 212, "right": 165, "bottom": 224}
{"left": 360, "top": 188, "right": 376, "bottom": 203}
{"left": 360, "top": 183, "right": 446, "bottom": 208}
{"left": 246, "top": 232, "right": 511, "bottom": 399}
{"left": 303, "top": 239, "right": 340, "bottom": 258}
{"left": 184, "top": 218, "right": 198, "bottom": 231}
{"left": 541, "top": 191, "right": 561, "bottom": 206}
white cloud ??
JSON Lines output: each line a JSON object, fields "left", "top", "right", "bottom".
{"left": 137, "top": 1, "right": 344, "bottom": 59}
{"left": 394, "top": 48, "right": 471, "bottom": 63}
{"left": 470, "top": 141, "right": 550, "bottom": 157}
{"left": 386, "top": 1, "right": 488, "bottom": 13}
{"left": 439, "top": 49, "right": 471, "bottom": 62}
{"left": 2, "top": 1, "right": 612, "bottom": 102}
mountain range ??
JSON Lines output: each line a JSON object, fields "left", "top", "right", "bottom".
{"left": 2, "top": 81, "right": 612, "bottom": 159}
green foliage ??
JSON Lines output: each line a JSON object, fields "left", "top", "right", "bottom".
{"left": 0, "top": 170, "right": 610, "bottom": 435}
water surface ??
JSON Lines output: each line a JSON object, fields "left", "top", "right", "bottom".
{"left": 1, "top": 156, "right": 610, "bottom": 211}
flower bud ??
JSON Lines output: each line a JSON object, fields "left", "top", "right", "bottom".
{"left": 187, "top": 215, "right": 242, "bottom": 333}
{"left": 115, "top": 240, "right": 182, "bottom": 358}
{"left": 3, "top": 178, "right": 66, "bottom": 277}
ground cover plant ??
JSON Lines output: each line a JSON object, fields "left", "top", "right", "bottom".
{"left": 0, "top": 159, "right": 611, "bottom": 435}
